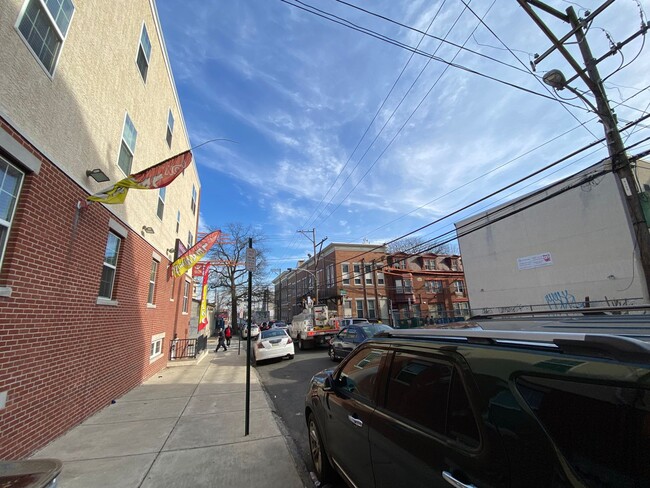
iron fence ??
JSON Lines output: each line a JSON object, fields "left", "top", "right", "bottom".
{"left": 169, "top": 335, "right": 208, "bottom": 360}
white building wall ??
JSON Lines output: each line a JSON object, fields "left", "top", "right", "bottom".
{"left": 456, "top": 165, "right": 648, "bottom": 312}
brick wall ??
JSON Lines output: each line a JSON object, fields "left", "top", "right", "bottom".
{"left": 0, "top": 122, "right": 189, "bottom": 459}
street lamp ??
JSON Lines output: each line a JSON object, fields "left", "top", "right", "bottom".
{"left": 542, "top": 69, "right": 601, "bottom": 116}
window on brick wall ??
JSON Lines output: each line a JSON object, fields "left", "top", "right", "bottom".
{"left": 341, "top": 263, "right": 350, "bottom": 285}
{"left": 364, "top": 264, "right": 373, "bottom": 285}
{"left": 17, "top": 0, "right": 75, "bottom": 75}
{"left": 136, "top": 23, "right": 151, "bottom": 82}
{"left": 0, "top": 157, "right": 25, "bottom": 270}
{"left": 182, "top": 280, "right": 190, "bottom": 313}
{"left": 99, "top": 232, "right": 121, "bottom": 299}
{"left": 147, "top": 258, "right": 159, "bottom": 305}
{"left": 376, "top": 271, "right": 385, "bottom": 286}
{"left": 356, "top": 299, "right": 364, "bottom": 318}
{"left": 367, "top": 299, "right": 376, "bottom": 319}
{"left": 150, "top": 333, "right": 163, "bottom": 359}
{"left": 353, "top": 263, "right": 361, "bottom": 285}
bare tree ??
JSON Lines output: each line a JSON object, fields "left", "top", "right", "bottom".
{"left": 206, "top": 223, "right": 268, "bottom": 330}
{"left": 387, "top": 237, "right": 454, "bottom": 255}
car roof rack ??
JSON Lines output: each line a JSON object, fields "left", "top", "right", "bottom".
{"left": 376, "top": 328, "right": 650, "bottom": 363}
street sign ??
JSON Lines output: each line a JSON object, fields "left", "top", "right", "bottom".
{"left": 245, "top": 248, "right": 256, "bottom": 272}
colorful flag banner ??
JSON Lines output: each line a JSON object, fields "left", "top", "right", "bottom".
{"left": 198, "top": 261, "right": 210, "bottom": 331}
{"left": 87, "top": 150, "right": 193, "bottom": 204}
{"left": 172, "top": 230, "right": 221, "bottom": 277}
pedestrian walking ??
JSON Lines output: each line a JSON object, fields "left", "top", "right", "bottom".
{"left": 224, "top": 325, "right": 232, "bottom": 347}
{"left": 215, "top": 328, "right": 228, "bottom": 352}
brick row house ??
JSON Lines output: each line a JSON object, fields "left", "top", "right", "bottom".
{"left": 274, "top": 243, "right": 470, "bottom": 326}
{"left": 0, "top": 0, "right": 201, "bottom": 458}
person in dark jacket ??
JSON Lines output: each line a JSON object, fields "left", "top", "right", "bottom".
{"left": 215, "top": 328, "right": 228, "bottom": 352}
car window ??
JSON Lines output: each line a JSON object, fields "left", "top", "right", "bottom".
{"left": 383, "top": 352, "right": 480, "bottom": 448}
{"left": 359, "top": 324, "right": 392, "bottom": 337}
{"left": 337, "top": 348, "right": 387, "bottom": 405}
{"left": 516, "top": 375, "right": 650, "bottom": 487}
{"left": 261, "top": 329, "right": 286, "bottom": 339}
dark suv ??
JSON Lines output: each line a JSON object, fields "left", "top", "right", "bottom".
{"left": 304, "top": 318, "right": 650, "bottom": 487}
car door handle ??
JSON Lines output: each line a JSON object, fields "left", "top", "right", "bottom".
{"left": 348, "top": 415, "right": 363, "bottom": 427}
{"left": 442, "top": 471, "right": 476, "bottom": 488}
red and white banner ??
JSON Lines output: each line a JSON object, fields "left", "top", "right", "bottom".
{"left": 87, "top": 150, "right": 192, "bottom": 204}
{"left": 172, "top": 230, "right": 221, "bottom": 277}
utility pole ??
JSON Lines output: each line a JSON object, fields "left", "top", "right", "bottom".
{"left": 297, "top": 228, "right": 328, "bottom": 305}
{"left": 519, "top": 0, "right": 650, "bottom": 296}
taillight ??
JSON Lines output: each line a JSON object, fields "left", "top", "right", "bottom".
{"left": 287, "top": 337, "right": 293, "bottom": 344}
{"left": 256, "top": 342, "right": 264, "bottom": 349}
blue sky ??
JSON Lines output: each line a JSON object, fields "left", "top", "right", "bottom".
{"left": 156, "top": 1, "right": 650, "bottom": 274}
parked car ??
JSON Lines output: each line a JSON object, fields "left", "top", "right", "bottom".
{"left": 328, "top": 323, "right": 393, "bottom": 361}
{"left": 241, "top": 323, "right": 260, "bottom": 340}
{"left": 253, "top": 328, "right": 294, "bottom": 365}
{"left": 272, "top": 321, "right": 288, "bottom": 330}
{"left": 305, "top": 314, "right": 650, "bottom": 487}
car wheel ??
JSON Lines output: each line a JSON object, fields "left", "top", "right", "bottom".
{"left": 328, "top": 346, "right": 336, "bottom": 362}
{"left": 308, "top": 414, "right": 333, "bottom": 484}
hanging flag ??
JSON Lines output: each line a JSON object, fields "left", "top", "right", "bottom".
{"left": 172, "top": 230, "right": 221, "bottom": 277}
{"left": 87, "top": 150, "right": 193, "bottom": 204}
{"left": 198, "top": 261, "right": 210, "bottom": 331}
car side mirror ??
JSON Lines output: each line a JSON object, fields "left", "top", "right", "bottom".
{"left": 323, "top": 374, "right": 334, "bottom": 392}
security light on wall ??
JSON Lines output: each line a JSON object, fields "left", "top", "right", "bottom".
{"left": 86, "top": 168, "right": 110, "bottom": 183}
{"left": 142, "top": 226, "right": 155, "bottom": 234}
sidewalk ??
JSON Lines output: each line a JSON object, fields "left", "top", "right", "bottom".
{"left": 33, "top": 338, "right": 307, "bottom": 487}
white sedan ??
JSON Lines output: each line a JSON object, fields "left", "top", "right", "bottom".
{"left": 253, "top": 328, "right": 295, "bottom": 365}
{"left": 241, "top": 324, "right": 260, "bottom": 339}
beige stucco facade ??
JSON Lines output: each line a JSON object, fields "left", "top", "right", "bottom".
{"left": 0, "top": 0, "right": 200, "bottom": 255}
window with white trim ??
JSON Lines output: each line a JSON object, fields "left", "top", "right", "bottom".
{"left": 353, "top": 263, "right": 361, "bottom": 285}
{"left": 355, "top": 299, "right": 364, "bottom": 318}
{"left": 424, "top": 258, "right": 437, "bottom": 270}
{"left": 395, "top": 279, "right": 413, "bottom": 294}
{"left": 425, "top": 280, "right": 443, "bottom": 293}
{"left": 367, "top": 299, "right": 376, "bottom": 319}
{"left": 454, "top": 280, "right": 465, "bottom": 294}
{"left": 176, "top": 210, "right": 181, "bottom": 234}
{"left": 191, "top": 185, "right": 197, "bottom": 215}
{"left": 453, "top": 301, "right": 469, "bottom": 317}
{"left": 376, "top": 271, "right": 385, "bottom": 286}
{"left": 156, "top": 186, "right": 166, "bottom": 220}
{"left": 188, "top": 231, "right": 194, "bottom": 247}
{"left": 99, "top": 232, "right": 121, "bottom": 299}
{"left": 147, "top": 258, "right": 159, "bottom": 304}
{"left": 136, "top": 23, "right": 151, "bottom": 82}
{"left": 17, "top": 0, "right": 75, "bottom": 75}
{"left": 118, "top": 113, "right": 137, "bottom": 175}
{"left": 0, "top": 158, "right": 24, "bottom": 270}
{"left": 341, "top": 263, "right": 350, "bottom": 285}
{"left": 364, "top": 264, "right": 373, "bottom": 285}
{"left": 166, "top": 109, "right": 174, "bottom": 148}
{"left": 327, "top": 264, "right": 334, "bottom": 288}
{"left": 343, "top": 299, "right": 352, "bottom": 317}
{"left": 150, "top": 334, "right": 163, "bottom": 359}
{"left": 182, "top": 280, "right": 190, "bottom": 313}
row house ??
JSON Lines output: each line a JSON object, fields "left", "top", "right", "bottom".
{"left": 0, "top": 0, "right": 201, "bottom": 458}
{"left": 273, "top": 243, "right": 470, "bottom": 326}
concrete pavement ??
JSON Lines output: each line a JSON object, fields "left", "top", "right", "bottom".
{"left": 33, "top": 338, "right": 308, "bottom": 487}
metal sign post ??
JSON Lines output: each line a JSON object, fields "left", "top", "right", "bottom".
{"left": 244, "top": 239, "right": 255, "bottom": 436}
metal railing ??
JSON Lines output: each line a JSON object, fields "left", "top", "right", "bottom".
{"left": 169, "top": 335, "right": 208, "bottom": 360}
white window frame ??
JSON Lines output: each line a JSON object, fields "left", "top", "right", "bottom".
{"left": 98, "top": 232, "right": 121, "bottom": 300}
{"left": 191, "top": 185, "right": 197, "bottom": 215}
{"left": 117, "top": 113, "right": 137, "bottom": 175}
{"left": 376, "top": 271, "right": 385, "bottom": 286}
{"left": 364, "top": 264, "right": 373, "bottom": 285}
{"left": 341, "top": 263, "right": 350, "bottom": 285}
{"left": 454, "top": 280, "right": 465, "bottom": 293}
{"left": 188, "top": 230, "right": 194, "bottom": 248}
{"left": 147, "top": 257, "right": 159, "bottom": 305}
{"left": 367, "top": 299, "right": 376, "bottom": 319}
{"left": 355, "top": 299, "right": 364, "bottom": 318}
{"left": 0, "top": 157, "right": 25, "bottom": 272}
{"left": 353, "top": 263, "right": 361, "bottom": 285}
{"left": 136, "top": 22, "right": 151, "bottom": 82}
{"left": 166, "top": 109, "right": 174, "bottom": 148}
{"left": 424, "top": 259, "right": 436, "bottom": 270}
{"left": 150, "top": 332, "right": 165, "bottom": 361}
{"left": 176, "top": 210, "right": 181, "bottom": 234}
{"left": 182, "top": 280, "right": 191, "bottom": 314}
{"left": 156, "top": 186, "right": 166, "bottom": 220}
{"left": 15, "top": 0, "right": 75, "bottom": 76}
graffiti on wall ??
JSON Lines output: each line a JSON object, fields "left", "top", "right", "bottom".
{"left": 544, "top": 289, "right": 581, "bottom": 310}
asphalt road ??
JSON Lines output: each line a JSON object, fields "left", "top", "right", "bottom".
{"left": 253, "top": 343, "right": 343, "bottom": 486}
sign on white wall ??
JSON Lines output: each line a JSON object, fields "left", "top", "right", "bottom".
{"left": 517, "top": 252, "right": 553, "bottom": 270}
